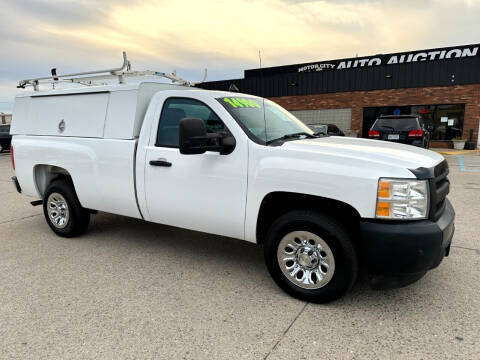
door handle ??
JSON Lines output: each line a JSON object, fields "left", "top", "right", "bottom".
{"left": 149, "top": 159, "right": 172, "bottom": 167}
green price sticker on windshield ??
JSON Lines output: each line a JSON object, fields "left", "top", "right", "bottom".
{"left": 223, "top": 97, "right": 261, "bottom": 109}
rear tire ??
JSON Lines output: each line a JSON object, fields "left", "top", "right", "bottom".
{"left": 43, "top": 179, "right": 90, "bottom": 237}
{"left": 264, "top": 210, "right": 358, "bottom": 303}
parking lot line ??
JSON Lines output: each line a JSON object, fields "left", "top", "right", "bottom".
{"left": 457, "top": 155, "right": 480, "bottom": 172}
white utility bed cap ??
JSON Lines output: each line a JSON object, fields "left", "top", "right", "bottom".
{"left": 11, "top": 82, "right": 193, "bottom": 140}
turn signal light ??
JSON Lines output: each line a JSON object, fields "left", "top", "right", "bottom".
{"left": 368, "top": 130, "right": 380, "bottom": 137}
{"left": 376, "top": 202, "right": 390, "bottom": 217}
{"left": 408, "top": 129, "right": 423, "bottom": 137}
{"left": 378, "top": 180, "right": 390, "bottom": 198}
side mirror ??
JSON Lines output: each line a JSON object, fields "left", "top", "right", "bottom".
{"left": 179, "top": 117, "right": 236, "bottom": 155}
{"left": 219, "top": 135, "right": 236, "bottom": 155}
{"left": 179, "top": 117, "right": 208, "bottom": 155}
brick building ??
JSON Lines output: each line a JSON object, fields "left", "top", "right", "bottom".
{"left": 200, "top": 43, "right": 480, "bottom": 148}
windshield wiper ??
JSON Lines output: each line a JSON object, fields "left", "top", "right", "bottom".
{"left": 266, "top": 132, "right": 318, "bottom": 145}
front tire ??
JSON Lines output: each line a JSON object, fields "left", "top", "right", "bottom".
{"left": 43, "top": 179, "right": 90, "bottom": 237}
{"left": 264, "top": 210, "right": 358, "bottom": 303}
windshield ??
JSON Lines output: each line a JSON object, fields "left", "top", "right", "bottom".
{"left": 372, "top": 117, "right": 419, "bottom": 131}
{"left": 217, "top": 96, "right": 314, "bottom": 144}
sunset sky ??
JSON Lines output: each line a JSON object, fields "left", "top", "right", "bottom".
{"left": 1, "top": 0, "right": 479, "bottom": 112}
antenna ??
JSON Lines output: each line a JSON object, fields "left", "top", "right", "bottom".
{"left": 259, "top": 50, "right": 262, "bottom": 68}
{"left": 18, "top": 52, "right": 207, "bottom": 90}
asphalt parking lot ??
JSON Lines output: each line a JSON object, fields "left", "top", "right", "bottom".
{"left": 0, "top": 152, "right": 479, "bottom": 359}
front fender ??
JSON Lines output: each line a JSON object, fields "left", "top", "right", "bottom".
{"left": 244, "top": 142, "right": 415, "bottom": 243}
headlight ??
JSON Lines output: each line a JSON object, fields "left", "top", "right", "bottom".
{"left": 376, "top": 178, "right": 429, "bottom": 220}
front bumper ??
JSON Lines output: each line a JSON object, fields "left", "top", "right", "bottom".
{"left": 360, "top": 199, "right": 455, "bottom": 289}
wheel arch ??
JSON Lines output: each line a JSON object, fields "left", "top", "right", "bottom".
{"left": 33, "top": 164, "right": 73, "bottom": 198}
{"left": 256, "top": 191, "right": 361, "bottom": 246}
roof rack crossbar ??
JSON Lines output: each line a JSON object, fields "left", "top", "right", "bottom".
{"left": 17, "top": 52, "right": 207, "bottom": 90}
{"left": 18, "top": 52, "right": 129, "bottom": 89}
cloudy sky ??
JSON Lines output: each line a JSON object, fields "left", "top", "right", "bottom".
{"left": 1, "top": 0, "right": 479, "bottom": 112}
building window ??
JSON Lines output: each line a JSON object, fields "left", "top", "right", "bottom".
{"left": 363, "top": 104, "right": 465, "bottom": 140}
{"left": 411, "top": 104, "right": 464, "bottom": 140}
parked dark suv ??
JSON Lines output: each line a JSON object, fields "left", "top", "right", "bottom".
{"left": 0, "top": 124, "right": 12, "bottom": 152}
{"left": 368, "top": 115, "right": 430, "bottom": 148}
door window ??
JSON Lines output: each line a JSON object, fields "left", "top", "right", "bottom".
{"left": 156, "top": 98, "right": 227, "bottom": 147}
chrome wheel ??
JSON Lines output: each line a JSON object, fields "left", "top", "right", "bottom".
{"left": 277, "top": 231, "right": 335, "bottom": 289}
{"left": 47, "top": 192, "right": 70, "bottom": 229}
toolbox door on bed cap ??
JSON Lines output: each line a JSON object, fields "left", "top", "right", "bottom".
{"left": 25, "top": 92, "right": 109, "bottom": 138}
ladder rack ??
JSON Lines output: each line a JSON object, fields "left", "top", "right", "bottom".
{"left": 18, "top": 52, "right": 207, "bottom": 90}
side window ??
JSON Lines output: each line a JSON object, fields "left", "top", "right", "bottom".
{"left": 156, "top": 98, "right": 227, "bottom": 147}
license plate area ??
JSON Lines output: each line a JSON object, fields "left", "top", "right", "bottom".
{"left": 387, "top": 134, "right": 400, "bottom": 140}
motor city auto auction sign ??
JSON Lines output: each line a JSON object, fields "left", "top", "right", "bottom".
{"left": 244, "top": 44, "right": 479, "bottom": 77}
{"left": 297, "top": 45, "right": 478, "bottom": 73}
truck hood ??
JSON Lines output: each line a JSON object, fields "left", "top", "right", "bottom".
{"left": 282, "top": 136, "right": 444, "bottom": 171}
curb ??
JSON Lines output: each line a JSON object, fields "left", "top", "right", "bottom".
{"left": 432, "top": 149, "right": 480, "bottom": 155}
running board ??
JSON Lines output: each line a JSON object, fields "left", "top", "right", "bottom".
{"left": 30, "top": 200, "right": 43, "bottom": 206}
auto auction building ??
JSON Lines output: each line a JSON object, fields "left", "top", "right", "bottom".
{"left": 200, "top": 43, "right": 480, "bottom": 148}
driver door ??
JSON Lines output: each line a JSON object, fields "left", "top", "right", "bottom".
{"left": 143, "top": 97, "right": 248, "bottom": 239}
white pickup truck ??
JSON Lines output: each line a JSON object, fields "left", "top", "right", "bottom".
{"left": 10, "top": 80, "right": 455, "bottom": 303}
